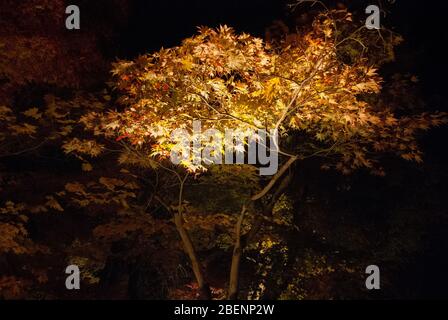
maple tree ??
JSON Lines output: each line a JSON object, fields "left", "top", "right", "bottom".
{"left": 66, "top": 9, "right": 446, "bottom": 299}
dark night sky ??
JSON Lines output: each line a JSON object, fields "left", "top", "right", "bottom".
{"left": 388, "top": 1, "right": 448, "bottom": 102}
{"left": 120, "top": 0, "right": 287, "bottom": 54}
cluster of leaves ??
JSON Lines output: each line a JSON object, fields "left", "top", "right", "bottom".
{"left": 0, "top": 0, "right": 131, "bottom": 105}
{"left": 0, "top": 92, "right": 109, "bottom": 160}
{"left": 0, "top": 95, "right": 91, "bottom": 258}
{"left": 278, "top": 249, "right": 358, "bottom": 300}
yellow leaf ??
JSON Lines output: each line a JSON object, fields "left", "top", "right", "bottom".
{"left": 9, "top": 123, "right": 37, "bottom": 135}
{"left": 264, "top": 77, "right": 281, "bottom": 100}
{"left": 59, "top": 126, "right": 73, "bottom": 136}
{"left": 366, "top": 68, "right": 378, "bottom": 77}
{"left": 82, "top": 163, "right": 93, "bottom": 172}
{"left": 65, "top": 182, "right": 86, "bottom": 195}
{"left": 45, "top": 196, "right": 64, "bottom": 212}
{"left": 180, "top": 58, "right": 194, "bottom": 71}
{"left": 22, "top": 108, "right": 42, "bottom": 120}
